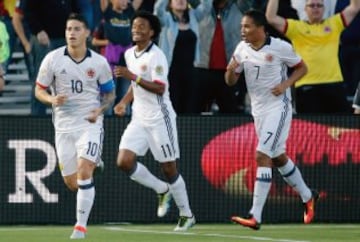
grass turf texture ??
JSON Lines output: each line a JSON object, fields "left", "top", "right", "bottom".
{"left": 1, "top": 224, "right": 359, "bottom": 242}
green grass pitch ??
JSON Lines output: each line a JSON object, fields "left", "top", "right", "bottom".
{"left": 1, "top": 224, "right": 359, "bottom": 242}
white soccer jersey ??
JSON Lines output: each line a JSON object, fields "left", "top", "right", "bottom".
{"left": 124, "top": 42, "right": 176, "bottom": 121}
{"left": 232, "top": 37, "right": 302, "bottom": 117}
{"left": 36, "top": 46, "right": 114, "bottom": 132}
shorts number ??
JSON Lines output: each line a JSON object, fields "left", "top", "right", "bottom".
{"left": 263, "top": 132, "right": 273, "bottom": 145}
{"left": 161, "top": 144, "right": 172, "bottom": 158}
{"left": 86, "top": 142, "right": 98, "bottom": 156}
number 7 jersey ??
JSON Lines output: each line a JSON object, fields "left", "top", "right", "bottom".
{"left": 231, "top": 37, "right": 302, "bottom": 117}
{"left": 36, "top": 47, "right": 114, "bottom": 132}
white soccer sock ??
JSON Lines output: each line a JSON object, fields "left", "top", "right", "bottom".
{"left": 130, "top": 162, "right": 168, "bottom": 194}
{"left": 249, "top": 167, "right": 272, "bottom": 223}
{"left": 75, "top": 178, "right": 95, "bottom": 229}
{"left": 169, "top": 175, "right": 192, "bottom": 217}
{"left": 277, "top": 159, "right": 312, "bottom": 202}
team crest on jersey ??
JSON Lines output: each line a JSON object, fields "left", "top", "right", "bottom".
{"left": 140, "top": 65, "right": 147, "bottom": 72}
{"left": 87, "top": 68, "right": 95, "bottom": 78}
{"left": 265, "top": 54, "right": 273, "bottom": 62}
{"left": 155, "top": 65, "right": 164, "bottom": 75}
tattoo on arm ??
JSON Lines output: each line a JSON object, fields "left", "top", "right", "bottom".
{"left": 100, "top": 91, "right": 115, "bottom": 112}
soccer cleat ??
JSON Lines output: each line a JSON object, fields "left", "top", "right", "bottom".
{"left": 231, "top": 214, "right": 261, "bottom": 230}
{"left": 157, "top": 189, "right": 172, "bottom": 217}
{"left": 70, "top": 225, "right": 86, "bottom": 239}
{"left": 174, "top": 215, "right": 196, "bottom": 231}
{"left": 93, "top": 160, "right": 104, "bottom": 177}
{"left": 304, "top": 189, "right": 320, "bottom": 224}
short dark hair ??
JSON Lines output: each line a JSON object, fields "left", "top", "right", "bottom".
{"left": 67, "top": 13, "right": 89, "bottom": 29}
{"left": 244, "top": 9, "right": 268, "bottom": 27}
{"left": 132, "top": 10, "right": 161, "bottom": 40}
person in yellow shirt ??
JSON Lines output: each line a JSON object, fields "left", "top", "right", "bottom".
{"left": 266, "top": 0, "right": 360, "bottom": 113}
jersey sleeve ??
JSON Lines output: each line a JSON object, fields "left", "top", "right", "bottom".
{"left": 98, "top": 58, "right": 115, "bottom": 93}
{"left": 36, "top": 52, "right": 54, "bottom": 89}
{"left": 278, "top": 41, "right": 302, "bottom": 67}
{"left": 231, "top": 42, "right": 244, "bottom": 74}
{"left": 149, "top": 50, "right": 168, "bottom": 85}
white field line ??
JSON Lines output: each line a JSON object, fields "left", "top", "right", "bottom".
{"left": 104, "top": 226, "right": 311, "bottom": 242}
{"left": 0, "top": 227, "right": 42, "bottom": 231}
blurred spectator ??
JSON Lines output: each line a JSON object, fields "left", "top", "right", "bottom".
{"left": 26, "top": 0, "right": 79, "bottom": 115}
{"left": 0, "top": 63, "right": 4, "bottom": 93}
{"left": 1, "top": 0, "right": 16, "bottom": 70}
{"left": 93, "top": 0, "right": 134, "bottom": 115}
{"left": 132, "top": 0, "right": 156, "bottom": 12}
{"left": 0, "top": 18, "right": 9, "bottom": 65}
{"left": 154, "top": 0, "right": 211, "bottom": 114}
{"left": 353, "top": 81, "right": 360, "bottom": 114}
{"left": 12, "top": 0, "right": 35, "bottom": 81}
{"left": 252, "top": 0, "right": 298, "bottom": 39}
{"left": 336, "top": 0, "right": 360, "bottom": 98}
{"left": 77, "top": 0, "right": 102, "bottom": 32}
{"left": 266, "top": 0, "right": 360, "bottom": 113}
{"left": 193, "top": 0, "right": 253, "bottom": 113}
{"left": 291, "top": 0, "right": 337, "bottom": 20}
{"left": 0, "top": 20, "right": 7, "bottom": 93}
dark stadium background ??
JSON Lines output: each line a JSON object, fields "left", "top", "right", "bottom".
{"left": 0, "top": 115, "right": 359, "bottom": 224}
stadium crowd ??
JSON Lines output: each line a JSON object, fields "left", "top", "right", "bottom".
{"left": 0, "top": 0, "right": 359, "bottom": 114}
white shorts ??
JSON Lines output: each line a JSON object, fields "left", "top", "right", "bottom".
{"left": 56, "top": 124, "right": 104, "bottom": 176}
{"left": 119, "top": 115, "right": 180, "bottom": 162}
{"left": 254, "top": 104, "right": 292, "bottom": 158}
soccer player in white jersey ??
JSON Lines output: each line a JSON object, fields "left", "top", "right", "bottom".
{"left": 113, "top": 11, "right": 195, "bottom": 231}
{"left": 225, "top": 10, "right": 319, "bottom": 230}
{"left": 35, "top": 13, "right": 115, "bottom": 239}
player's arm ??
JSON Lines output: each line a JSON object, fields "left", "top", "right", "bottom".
{"left": 225, "top": 56, "right": 241, "bottom": 86}
{"left": 98, "top": 83, "right": 115, "bottom": 113}
{"left": 342, "top": 0, "right": 360, "bottom": 26}
{"left": 133, "top": 75, "right": 165, "bottom": 95}
{"left": 86, "top": 80, "right": 115, "bottom": 123}
{"left": 35, "top": 84, "right": 67, "bottom": 106}
{"left": 271, "top": 61, "right": 307, "bottom": 96}
{"left": 114, "top": 66, "right": 165, "bottom": 95}
{"left": 266, "top": 0, "right": 287, "bottom": 34}
{"left": 114, "top": 85, "right": 133, "bottom": 117}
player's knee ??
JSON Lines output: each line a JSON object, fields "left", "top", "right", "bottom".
{"left": 116, "top": 153, "right": 135, "bottom": 172}
{"left": 63, "top": 179, "right": 78, "bottom": 191}
{"left": 161, "top": 161, "right": 177, "bottom": 180}
{"left": 255, "top": 151, "right": 272, "bottom": 166}
{"left": 272, "top": 154, "right": 288, "bottom": 167}
{"left": 62, "top": 173, "right": 78, "bottom": 191}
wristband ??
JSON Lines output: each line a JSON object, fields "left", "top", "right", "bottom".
{"left": 135, "top": 75, "right": 142, "bottom": 84}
